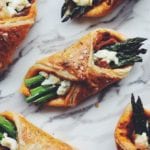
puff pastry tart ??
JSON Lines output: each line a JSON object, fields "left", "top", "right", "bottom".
{"left": 21, "top": 28, "right": 147, "bottom": 107}
{"left": 61, "top": 0, "right": 123, "bottom": 22}
{"left": 0, "top": 111, "right": 73, "bottom": 150}
{"left": 115, "top": 95, "right": 150, "bottom": 150}
{"left": 0, "top": 0, "right": 37, "bottom": 74}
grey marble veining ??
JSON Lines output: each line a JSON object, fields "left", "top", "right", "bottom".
{"left": 0, "top": 0, "right": 150, "bottom": 149}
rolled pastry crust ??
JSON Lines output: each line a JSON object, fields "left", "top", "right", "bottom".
{"left": 115, "top": 104, "right": 150, "bottom": 150}
{"left": 21, "top": 28, "right": 132, "bottom": 107}
{"left": 0, "top": 0, "right": 37, "bottom": 73}
{"left": 0, "top": 111, "right": 73, "bottom": 150}
{"left": 85, "top": 0, "right": 123, "bottom": 17}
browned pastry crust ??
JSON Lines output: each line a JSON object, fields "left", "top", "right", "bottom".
{"left": 115, "top": 104, "right": 150, "bottom": 150}
{"left": 0, "top": 111, "right": 73, "bottom": 150}
{"left": 21, "top": 28, "right": 132, "bottom": 107}
{"left": 0, "top": 0, "right": 37, "bottom": 74}
{"left": 85, "top": 0, "right": 123, "bottom": 17}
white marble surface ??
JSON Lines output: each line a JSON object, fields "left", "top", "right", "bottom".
{"left": 0, "top": 0, "right": 150, "bottom": 149}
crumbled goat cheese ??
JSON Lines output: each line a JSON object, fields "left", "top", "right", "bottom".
{"left": 41, "top": 74, "right": 61, "bottom": 86}
{"left": 39, "top": 71, "right": 49, "bottom": 78}
{"left": 135, "top": 132, "right": 149, "bottom": 149}
{"left": 57, "top": 80, "right": 71, "bottom": 96}
{"left": 72, "top": 0, "right": 93, "bottom": 6}
{"left": 6, "top": 0, "right": 31, "bottom": 16}
{"left": 94, "top": 49, "right": 119, "bottom": 65}
{"left": 0, "top": 133, "right": 18, "bottom": 150}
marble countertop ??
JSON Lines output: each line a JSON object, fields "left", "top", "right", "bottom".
{"left": 0, "top": 0, "right": 150, "bottom": 149}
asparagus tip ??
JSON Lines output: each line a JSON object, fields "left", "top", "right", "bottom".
{"left": 61, "top": 16, "right": 70, "bottom": 22}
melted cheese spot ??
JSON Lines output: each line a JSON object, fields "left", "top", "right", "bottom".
{"left": 57, "top": 80, "right": 71, "bottom": 96}
{"left": 41, "top": 74, "right": 61, "bottom": 86}
{"left": 0, "top": 133, "right": 18, "bottom": 150}
{"left": 135, "top": 133, "right": 149, "bottom": 149}
{"left": 0, "top": 0, "right": 31, "bottom": 17}
{"left": 72, "top": 0, "right": 93, "bottom": 6}
{"left": 40, "top": 72, "right": 71, "bottom": 96}
{"left": 94, "top": 49, "right": 119, "bottom": 65}
{"left": 39, "top": 71, "right": 49, "bottom": 78}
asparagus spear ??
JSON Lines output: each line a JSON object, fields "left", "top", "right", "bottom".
{"left": 30, "top": 86, "right": 48, "bottom": 96}
{"left": 110, "top": 56, "right": 142, "bottom": 69}
{"left": 26, "top": 85, "right": 58, "bottom": 103}
{"left": 61, "top": 0, "right": 102, "bottom": 22}
{"left": 61, "top": 1, "right": 69, "bottom": 18}
{"left": 62, "top": 5, "right": 89, "bottom": 22}
{"left": 25, "top": 75, "right": 45, "bottom": 88}
{"left": 104, "top": 37, "right": 147, "bottom": 52}
{"left": 34, "top": 93, "right": 57, "bottom": 104}
{"left": 0, "top": 132, "right": 4, "bottom": 141}
{"left": 101, "top": 37, "right": 147, "bottom": 68}
{"left": 62, "top": 15, "right": 71, "bottom": 22}
{"left": 70, "top": 6, "right": 82, "bottom": 18}
{"left": 131, "top": 94, "right": 147, "bottom": 135}
{"left": 147, "top": 121, "right": 150, "bottom": 144}
{"left": 0, "top": 116, "right": 17, "bottom": 139}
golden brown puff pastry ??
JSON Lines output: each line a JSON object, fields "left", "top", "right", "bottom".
{"left": 0, "top": 0, "right": 37, "bottom": 74}
{"left": 0, "top": 111, "right": 73, "bottom": 150}
{"left": 20, "top": 28, "right": 146, "bottom": 107}
{"left": 85, "top": 0, "right": 123, "bottom": 17}
{"left": 61, "top": 0, "right": 123, "bottom": 22}
{"left": 115, "top": 104, "right": 137, "bottom": 150}
{"left": 115, "top": 95, "right": 150, "bottom": 150}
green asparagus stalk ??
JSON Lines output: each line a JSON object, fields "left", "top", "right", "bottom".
{"left": 0, "top": 132, "right": 4, "bottom": 141}
{"left": 0, "top": 116, "right": 17, "bottom": 139}
{"left": 105, "top": 38, "right": 147, "bottom": 52}
{"left": 34, "top": 93, "right": 57, "bottom": 104}
{"left": 25, "top": 75, "right": 45, "bottom": 88}
{"left": 61, "top": 0, "right": 102, "bottom": 22}
{"left": 26, "top": 85, "right": 58, "bottom": 103}
{"left": 110, "top": 56, "right": 142, "bottom": 69}
{"left": 70, "top": 6, "right": 82, "bottom": 18}
{"left": 102, "top": 37, "right": 147, "bottom": 68}
{"left": 131, "top": 94, "right": 148, "bottom": 135}
{"left": 30, "top": 86, "right": 48, "bottom": 96}
{"left": 61, "top": 1, "right": 68, "bottom": 18}
{"left": 62, "top": 5, "right": 89, "bottom": 22}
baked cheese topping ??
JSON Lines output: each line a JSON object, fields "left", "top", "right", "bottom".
{"left": 41, "top": 72, "right": 71, "bottom": 96}
{"left": 135, "top": 133, "right": 149, "bottom": 149}
{"left": 0, "top": 133, "right": 18, "bottom": 150}
{"left": 0, "top": 0, "right": 31, "bottom": 17}
{"left": 41, "top": 74, "right": 60, "bottom": 86}
{"left": 94, "top": 49, "right": 119, "bottom": 65}
{"left": 72, "top": 0, "right": 93, "bottom": 6}
{"left": 57, "top": 80, "right": 71, "bottom": 96}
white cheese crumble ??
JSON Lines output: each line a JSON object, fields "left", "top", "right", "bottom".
{"left": 0, "top": 133, "right": 18, "bottom": 150}
{"left": 39, "top": 71, "right": 71, "bottom": 96}
{"left": 72, "top": 0, "right": 93, "bottom": 6}
{"left": 135, "top": 132, "right": 149, "bottom": 149}
{"left": 94, "top": 49, "right": 119, "bottom": 65}
{"left": 57, "top": 80, "right": 71, "bottom": 96}
{"left": 6, "top": 0, "right": 31, "bottom": 16}
{"left": 41, "top": 74, "right": 61, "bottom": 86}
{"left": 64, "top": 9, "right": 71, "bottom": 17}
{"left": 39, "top": 71, "right": 49, "bottom": 79}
